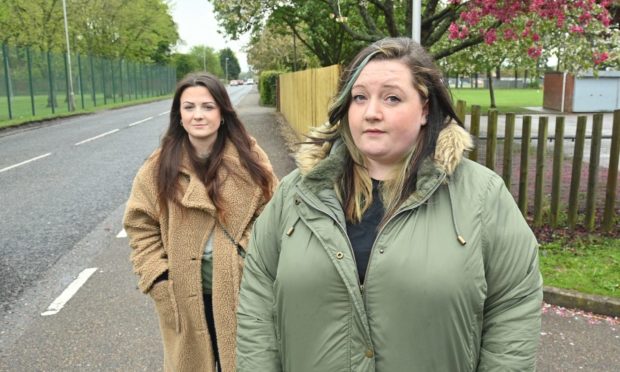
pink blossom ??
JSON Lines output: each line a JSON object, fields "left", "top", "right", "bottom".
{"left": 570, "top": 25, "right": 585, "bottom": 33}
{"left": 528, "top": 46, "right": 542, "bottom": 58}
{"left": 593, "top": 51, "right": 609, "bottom": 65}
{"left": 484, "top": 29, "right": 497, "bottom": 45}
{"left": 503, "top": 28, "right": 517, "bottom": 41}
{"left": 459, "top": 26, "right": 470, "bottom": 39}
{"left": 532, "top": 33, "right": 540, "bottom": 42}
{"left": 448, "top": 22, "right": 459, "bottom": 39}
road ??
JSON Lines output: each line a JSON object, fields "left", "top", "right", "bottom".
{"left": 1, "top": 85, "right": 618, "bottom": 371}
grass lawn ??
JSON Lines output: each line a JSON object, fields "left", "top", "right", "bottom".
{"left": 0, "top": 94, "right": 172, "bottom": 129}
{"left": 539, "top": 237, "right": 620, "bottom": 298}
{"left": 451, "top": 88, "right": 544, "bottom": 114}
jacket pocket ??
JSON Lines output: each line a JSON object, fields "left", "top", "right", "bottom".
{"left": 150, "top": 279, "right": 181, "bottom": 333}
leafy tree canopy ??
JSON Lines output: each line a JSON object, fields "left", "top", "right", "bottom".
{"left": 209, "top": 0, "right": 619, "bottom": 71}
{"left": 219, "top": 48, "right": 241, "bottom": 79}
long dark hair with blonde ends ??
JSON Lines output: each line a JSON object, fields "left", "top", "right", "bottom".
{"left": 157, "top": 72, "right": 273, "bottom": 220}
{"left": 326, "top": 37, "right": 462, "bottom": 224}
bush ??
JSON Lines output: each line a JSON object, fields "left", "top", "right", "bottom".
{"left": 259, "top": 70, "right": 283, "bottom": 106}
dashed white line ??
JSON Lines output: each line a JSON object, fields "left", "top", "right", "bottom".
{"left": 74, "top": 129, "right": 120, "bottom": 146}
{"left": 158, "top": 111, "right": 169, "bottom": 116}
{"left": 128, "top": 116, "right": 153, "bottom": 127}
{"left": 116, "top": 229, "right": 127, "bottom": 238}
{"left": 0, "top": 153, "right": 52, "bottom": 174}
{"left": 41, "top": 268, "right": 98, "bottom": 316}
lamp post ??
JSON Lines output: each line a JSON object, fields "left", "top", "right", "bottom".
{"left": 62, "top": 0, "right": 75, "bottom": 111}
{"left": 412, "top": 0, "right": 421, "bottom": 43}
{"left": 225, "top": 57, "right": 229, "bottom": 84}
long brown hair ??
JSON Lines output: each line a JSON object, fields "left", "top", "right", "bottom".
{"left": 157, "top": 72, "right": 273, "bottom": 219}
{"left": 326, "top": 37, "right": 462, "bottom": 223}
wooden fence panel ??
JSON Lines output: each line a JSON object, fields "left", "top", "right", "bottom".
{"left": 469, "top": 105, "right": 481, "bottom": 161}
{"left": 534, "top": 116, "right": 548, "bottom": 227}
{"left": 568, "top": 116, "right": 587, "bottom": 228}
{"left": 518, "top": 116, "right": 532, "bottom": 216}
{"left": 602, "top": 109, "right": 619, "bottom": 232}
{"left": 585, "top": 113, "right": 604, "bottom": 230}
{"left": 486, "top": 109, "right": 498, "bottom": 170}
{"left": 502, "top": 113, "right": 515, "bottom": 189}
{"left": 550, "top": 116, "right": 565, "bottom": 227}
{"left": 278, "top": 65, "right": 340, "bottom": 137}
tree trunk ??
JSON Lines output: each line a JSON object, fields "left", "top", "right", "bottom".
{"left": 524, "top": 69, "right": 529, "bottom": 84}
{"left": 514, "top": 68, "right": 518, "bottom": 88}
{"left": 495, "top": 66, "right": 501, "bottom": 80}
{"left": 475, "top": 72, "right": 479, "bottom": 88}
{"left": 487, "top": 69, "right": 496, "bottom": 108}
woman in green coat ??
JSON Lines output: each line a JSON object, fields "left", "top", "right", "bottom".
{"left": 237, "top": 38, "right": 543, "bottom": 371}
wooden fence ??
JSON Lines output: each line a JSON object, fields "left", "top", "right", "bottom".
{"left": 458, "top": 101, "right": 619, "bottom": 233}
{"left": 278, "top": 65, "right": 340, "bottom": 136}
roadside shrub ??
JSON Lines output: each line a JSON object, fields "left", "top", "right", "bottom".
{"left": 259, "top": 70, "right": 282, "bottom": 106}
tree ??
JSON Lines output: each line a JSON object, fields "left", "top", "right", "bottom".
{"left": 189, "top": 46, "right": 224, "bottom": 77}
{"left": 219, "top": 48, "right": 241, "bottom": 79}
{"left": 0, "top": 0, "right": 179, "bottom": 62}
{"left": 172, "top": 53, "right": 201, "bottom": 79}
{"left": 209, "top": 0, "right": 618, "bottom": 71}
{"left": 246, "top": 23, "right": 320, "bottom": 72}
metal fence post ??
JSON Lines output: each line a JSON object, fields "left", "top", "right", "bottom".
{"left": 47, "top": 50, "right": 56, "bottom": 114}
{"left": 2, "top": 43, "right": 13, "bottom": 119}
{"left": 89, "top": 54, "right": 96, "bottom": 106}
{"left": 77, "top": 53, "right": 84, "bottom": 109}
{"left": 26, "top": 47, "right": 35, "bottom": 116}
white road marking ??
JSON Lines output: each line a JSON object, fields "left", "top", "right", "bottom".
{"left": 74, "top": 129, "right": 120, "bottom": 146}
{"left": 116, "top": 229, "right": 127, "bottom": 238}
{"left": 128, "top": 116, "right": 153, "bottom": 127}
{"left": 41, "top": 268, "right": 98, "bottom": 316}
{"left": 158, "top": 111, "right": 169, "bottom": 116}
{"left": 0, "top": 153, "right": 52, "bottom": 174}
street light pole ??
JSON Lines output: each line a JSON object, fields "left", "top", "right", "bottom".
{"left": 62, "top": 0, "right": 75, "bottom": 111}
{"left": 412, "top": 0, "right": 421, "bottom": 43}
{"left": 225, "top": 57, "right": 229, "bottom": 84}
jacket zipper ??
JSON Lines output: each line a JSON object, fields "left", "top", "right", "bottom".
{"left": 361, "top": 173, "right": 446, "bottom": 303}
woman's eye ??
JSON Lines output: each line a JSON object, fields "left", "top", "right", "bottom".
{"left": 183, "top": 106, "right": 194, "bottom": 111}
{"left": 386, "top": 95, "right": 400, "bottom": 103}
{"left": 352, "top": 94, "right": 366, "bottom": 102}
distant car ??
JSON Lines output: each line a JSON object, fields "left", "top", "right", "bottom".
{"left": 229, "top": 80, "right": 240, "bottom": 86}
{"left": 245, "top": 78, "right": 255, "bottom": 85}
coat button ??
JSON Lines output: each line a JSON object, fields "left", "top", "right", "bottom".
{"left": 294, "top": 198, "right": 301, "bottom": 205}
{"left": 335, "top": 251, "right": 344, "bottom": 259}
{"left": 379, "top": 249, "right": 384, "bottom": 254}
{"left": 365, "top": 349, "right": 374, "bottom": 358}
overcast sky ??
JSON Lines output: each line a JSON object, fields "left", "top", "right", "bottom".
{"left": 168, "top": 0, "right": 250, "bottom": 72}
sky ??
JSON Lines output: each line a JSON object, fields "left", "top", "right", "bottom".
{"left": 168, "top": 0, "right": 250, "bottom": 72}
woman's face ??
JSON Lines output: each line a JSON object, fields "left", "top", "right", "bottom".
{"left": 179, "top": 85, "right": 222, "bottom": 156}
{"left": 347, "top": 59, "right": 427, "bottom": 179}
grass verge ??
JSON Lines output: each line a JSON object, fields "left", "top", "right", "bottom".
{"left": 451, "top": 88, "right": 544, "bottom": 114}
{"left": 539, "top": 236, "right": 620, "bottom": 298}
{"left": 0, "top": 95, "right": 172, "bottom": 130}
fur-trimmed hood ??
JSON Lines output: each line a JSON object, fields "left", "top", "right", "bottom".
{"left": 294, "top": 121, "right": 473, "bottom": 187}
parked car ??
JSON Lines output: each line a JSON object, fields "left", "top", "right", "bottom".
{"left": 245, "top": 78, "right": 255, "bottom": 85}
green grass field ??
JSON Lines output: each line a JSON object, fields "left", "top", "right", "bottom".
{"left": 451, "top": 88, "right": 544, "bottom": 114}
{"left": 0, "top": 93, "right": 171, "bottom": 128}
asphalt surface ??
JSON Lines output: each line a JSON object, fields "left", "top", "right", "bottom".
{"left": 1, "top": 86, "right": 618, "bottom": 371}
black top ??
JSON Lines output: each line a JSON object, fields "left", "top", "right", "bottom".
{"left": 346, "top": 179, "right": 385, "bottom": 283}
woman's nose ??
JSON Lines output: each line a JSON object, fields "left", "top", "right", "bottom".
{"left": 364, "top": 99, "right": 382, "bottom": 121}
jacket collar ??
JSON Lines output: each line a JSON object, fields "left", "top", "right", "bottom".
{"left": 178, "top": 140, "right": 262, "bottom": 232}
{"left": 295, "top": 122, "right": 473, "bottom": 201}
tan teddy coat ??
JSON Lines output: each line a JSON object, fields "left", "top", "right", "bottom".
{"left": 123, "top": 138, "right": 276, "bottom": 372}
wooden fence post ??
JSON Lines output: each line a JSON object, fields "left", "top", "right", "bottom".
{"left": 585, "top": 113, "right": 604, "bottom": 231}
{"left": 518, "top": 116, "right": 532, "bottom": 216}
{"left": 486, "top": 109, "right": 498, "bottom": 170}
{"left": 602, "top": 109, "right": 620, "bottom": 232}
{"left": 534, "top": 116, "right": 548, "bottom": 227}
{"left": 550, "top": 116, "right": 565, "bottom": 227}
{"left": 456, "top": 100, "right": 467, "bottom": 127}
{"left": 469, "top": 105, "right": 481, "bottom": 162}
{"left": 502, "top": 113, "right": 515, "bottom": 189}
{"left": 567, "top": 116, "right": 587, "bottom": 228}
